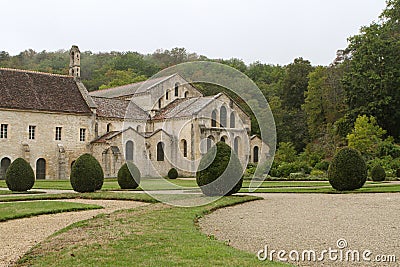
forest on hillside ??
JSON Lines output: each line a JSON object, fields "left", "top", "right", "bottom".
{"left": 1, "top": 0, "right": 399, "bottom": 177}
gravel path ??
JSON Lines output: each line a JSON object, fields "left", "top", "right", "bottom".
{"left": 0, "top": 199, "right": 148, "bottom": 267}
{"left": 199, "top": 193, "right": 400, "bottom": 266}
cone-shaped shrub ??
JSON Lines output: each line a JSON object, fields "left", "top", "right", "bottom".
{"left": 6, "top": 158, "right": 35, "bottom": 192}
{"left": 167, "top": 168, "right": 178, "bottom": 179}
{"left": 70, "top": 153, "right": 104, "bottom": 193}
{"left": 328, "top": 147, "right": 367, "bottom": 191}
{"left": 371, "top": 165, "right": 386, "bottom": 182}
{"left": 196, "top": 141, "right": 243, "bottom": 196}
{"left": 117, "top": 162, "right": 141, "bottom": 189}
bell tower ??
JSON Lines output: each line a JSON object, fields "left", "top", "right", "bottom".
{"left": 69, "top": 45, "right": 81, "bottom": 80}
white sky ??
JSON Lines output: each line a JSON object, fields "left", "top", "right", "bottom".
{"left": 1, "top": 0, "right": 387, "bottom": 66}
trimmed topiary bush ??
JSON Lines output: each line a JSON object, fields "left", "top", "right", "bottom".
{"left": 371, "top": 165, "right": 386, "bottom": 182}
{"left": 167, "top": 168, "right": 178, "bottom": 179}
{"left": 118, "top": 162, "right": 141, "bottom": 189}
{"left": 70, "top": 153, "right": 104, "bottom": 193}
{"left": 328, "top": 147, "right": 367, "bottom": 191}
{"left": 196, "top": 141, "right": 243, "bottom": 196}
{"left": 5, "top": 158, "right": 35, "bottom": 192}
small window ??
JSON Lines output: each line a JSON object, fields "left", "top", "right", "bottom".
{"left": 253, "top": 146, "right": 259, "bottom": 163}
{"left": 157, "top": 142, "right": 165, "bottom": 161}
{"left": 211, "top": 110, "right": 217, "bottom": 127}
{"left": 158, "top": 98, "right": 162, "bottom": 109}
{"left": 230, "top": 112, "right": 235, "bottom": 128}
{"left": 181, "top": 139, "right": 188, "bottom": 158}
{"left": 107, "top": 123, "right": 112, "bottom": 133}
{"left": 80, "top": 128, "right": 86, "bottom": 142}
{"left": 0, "top": 124, "right": 8, "bottom": 139}
{"left": 184, "top": 91, "right": 189, "bottom": 98}
{"left": 220, "top": 106, "right": 227, "bottom": 127}
{"left": 125, "top": 140, "right": 134, "bottom": 161}
{"left": 166, "top": 91, "right": 169, "bottom": 100}
{"left": 220, "top": 136, "right": 226, "bottom": 143}
{"left": 174, "top": 83, "right": 179, "bottom": 97}
{"left": 29, "top": 125, "right": 36, "bottom": 140}
{"left": 55, "top": 127, "right": 62, "bottom": 141}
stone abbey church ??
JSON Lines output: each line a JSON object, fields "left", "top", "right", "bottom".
{"left": 0, "top": 46, "right": 264, "bottom": 180}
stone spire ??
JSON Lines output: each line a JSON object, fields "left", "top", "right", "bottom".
{"left": 69, "top": 45, "right": 81, "bottom": 80}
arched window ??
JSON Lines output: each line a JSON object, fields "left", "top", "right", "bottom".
{"left": 158, "top": 98, "right": 162, "bottom": 109}
{"left": 136, "top": 125, "right": 141, "bottom": 132}
{"left": 107, "top": 123, "right": 112, "bottom": 133}
{"left": 211, "top": 110, "right": 217, "bottom": 127}
{"left": 157, "top": 142, "right": 164, "bottom": 161}
{"left": 184, "top": 91, "right": 189, "bottom": 98}
{"left": 166, "top": 90, "right": 169, "bottom": 100}
{"left": 174, "top": 83, "right": 179, "bottom": 96}
{"left": 230, "top": 112, "right": 235, "bottom": 128}
{"left": 206, "top": 135, "right": 214, "bottom": 152}
{"left": 36, "top": 158, "right": 46, "bottom": 180}
{"left": 126, "top": 141, "right": 134, "bottom": 161}
{"left": 220, "top": 136, "right": 226, "bottom": 143}
{"left": 181, "top": 139, "right": 188, "bottom": 158}
{"left": 0, "top": 157, "right": 11, "bottom": 180}
{"left": 253, "top": 146, "right": 259, "bottom": 163}
{"left": 234, "top": 137, "right": 240, "bottom": 155}
{"left": 220, "top": 106, "right": 227, "bottom": 127}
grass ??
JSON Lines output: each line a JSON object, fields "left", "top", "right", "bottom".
{"left": 17, "top": 195, "right": 288, "bottom": 267}
{"left": 0, "top": 192, "right": 159, "bottom": 203}
{"left": 0, "top": 201, "right": 102, "bottom": 222}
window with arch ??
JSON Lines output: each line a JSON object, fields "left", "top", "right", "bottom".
{"left": 220, "top": 106, "right": 227, "bottom": 127}
{"left": 253, "top": 146, "right": 259, "bottom": 163}
{"left": 0, "top": 157, "right": 11, "bottom": 180}
{"left": 174, "top": 83, "right": 179, "bottom": 96}
{"left": 181, "top": 139, "right": 188, "bottom": 158}
{"left": 166, "top": 90, "right": 169, "bottom": 100}
{"left": 184, "top": 91, "right": 189, "bottom": 98}
{"left": 234, "top": 137, "right": 240, "bottom": 155}
{"left": 136, "top": 125, "right": 141, "bottom": 132}
{"left": 157, "top": 142, "right": 165, "bottom": 161}
{"left": 230, "top": 112, "right": 235, "bottom": 128}
{"left": 211, "top": 110, "right": 217, "bottom": 127}
{"left": 158, "top": 98, "right": 162, "bottom": 109}
{"left": 220, "top": 136, "right": 226, "bottom": 143}
{"left": 107, "top": 123, "right": 112, "bottom": 133}
{"left": 36, "top": 158, "right": 46, "bottom": 180}
{"left": 126, "top": 141, "right": 134, "bottom": 161}
{"left": 95, "top": 122, "right": 99, "bottom": 137}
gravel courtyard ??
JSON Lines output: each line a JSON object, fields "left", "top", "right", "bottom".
{"left": 199, "top": 193, "right": 400, "bottom": 266}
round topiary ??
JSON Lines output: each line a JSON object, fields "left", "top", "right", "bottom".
{"left": 117, "top": 162, "right": 141, "bottom": 189}
{"left": 196, "top": 141, "right": 244, "bottom": 196}
{"left": 328, "top": 147, "right": 367, "bottom": 191}
{"left": 5, "top": 158, "right": 35, "bottom": 192}
{"left": 70, "top": 153, "right": 104, "bottom": 193}
{"left": 167, "top": 168, "right": 178, "bottom": 179}
{"left": 371, "top": 165, "right": 386, "bottom": 182}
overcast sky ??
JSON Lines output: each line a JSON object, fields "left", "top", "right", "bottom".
{"left": 1, "top": 0, "right": 386, "bottom": 66}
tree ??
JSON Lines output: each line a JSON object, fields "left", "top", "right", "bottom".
{"left": 347, "top": 115, "right": 386, "bottom": 159}
{"left": 342, "top": 0, "right": 400, "bottom": 139}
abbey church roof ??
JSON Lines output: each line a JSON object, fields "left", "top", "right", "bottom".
{"left": 89, "top": 74, "right": 176, "bottom": 99}
{"left": 92, "top": 96, "right": 149, "bottom": 120}
{"left": 0, "top": 68, "right": 92, "bottom": 114}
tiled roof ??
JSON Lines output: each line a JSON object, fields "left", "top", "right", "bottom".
{"left": 153, "top": 94, "right": 220, "bottom": 120}
{"left": 91, "top": 131, "right": 120, "bottom": 143}
{"left": 0, "top": 68, "right": 92, "bottom": 114}
{"left": 89, "top": 74, "right": 176, "bottom": 98}
{"left": 92, "top": 97, "right": 148, "bottom": 120}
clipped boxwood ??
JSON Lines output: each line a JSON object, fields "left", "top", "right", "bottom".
{"left": 118, "top": 162, "right": 141, "bottom": 189}
{"left": 70, "top": 154, "right": 104, "bottom": 193}
{"left": 371, "top": 165, "right": 386, "bottom": 182}
{"left": 196, "top": 141, "right": 243, "bottom": 196}
{"left": 6, "top": 158, "right": 35, "bottom": 192}
{"left": 328, "top": 147, "right": 367, "bottom": 191}
{"left": 167, "top": 168, "right": 178, "bottom": 179}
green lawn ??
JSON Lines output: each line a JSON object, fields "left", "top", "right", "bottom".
{"left": 17, "top": 196, "right": 288, "bottom": 267}
{"left": 0, "top": 201, "right": 102, "bottom": 222}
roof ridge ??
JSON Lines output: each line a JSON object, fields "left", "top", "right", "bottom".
{"left": 0, "top": 67, "right": 71, "bottom": 78}
{"left": 172, "top": 97, "right": 201, "bottom": 117}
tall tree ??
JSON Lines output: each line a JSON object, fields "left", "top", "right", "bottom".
{"left": 343, "top": 0, "right": 400, "bottom": 139}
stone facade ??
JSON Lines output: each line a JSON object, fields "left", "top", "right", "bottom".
{"left": 0, "top": 46, "right": 267, "bottom": 180}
